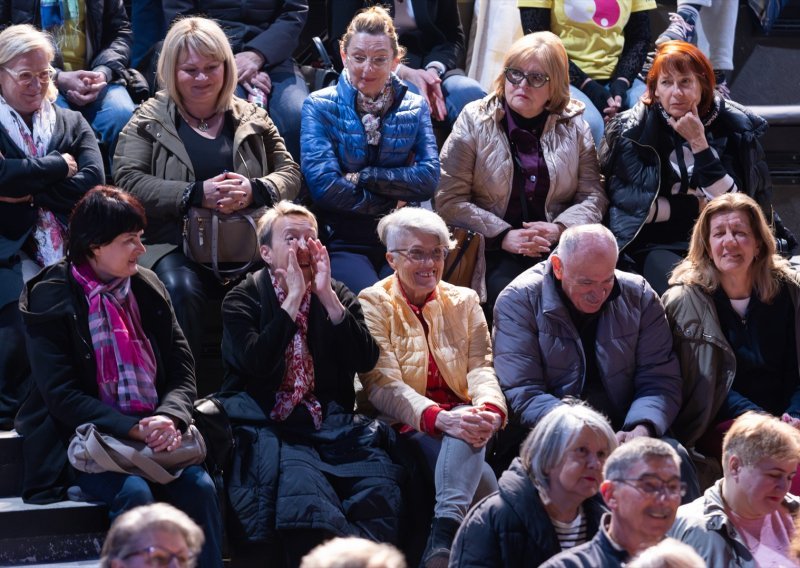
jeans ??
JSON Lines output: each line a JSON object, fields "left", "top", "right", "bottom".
{"left": 235, "top": 65, "right": 309, "bottom": 163}
{"left": 405, "top": 424, "right": 498, "bottom": 522}
{"left": 570, "top": 78, "right": 647, "bottom": 146}
{"left": 75, "top": 465, "right": 223, "bottom": 567}
{"left": 152, "top": 251, "right": 230, "bottom": 360}
{"left": 56, "top": 83, "right": 135, "bottom": 170}
{"left": 405, "top": 72, "right": 486, "bottom": 126}
{"left": 328, "top": 250, "right": 394, "bottom": 294}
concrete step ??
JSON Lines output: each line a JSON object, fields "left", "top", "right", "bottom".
{"left": 0, "top": 497, "right": 108, "bottom": 565}
{"left": 0, "top": 430, "right": 23, "bottom": 498}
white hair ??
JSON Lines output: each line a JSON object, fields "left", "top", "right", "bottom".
{"left": 376, "top": 207, "right": 455, "bottom": 251}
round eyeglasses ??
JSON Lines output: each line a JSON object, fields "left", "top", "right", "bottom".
{"left": 504, "top": 67, "right": 550, "bottom": 89}
{"left": 391, "top": 247, "right": 450, "bottom": 263}
{"left": 2, "top": 67, "right": 56, "bottom": 86}
{"left": 122, "top": 545, "right": 197, "bottom": 568}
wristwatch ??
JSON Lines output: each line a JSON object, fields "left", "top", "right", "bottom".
{"left": 425, "top": 62, "right": 446, "bottom": 79}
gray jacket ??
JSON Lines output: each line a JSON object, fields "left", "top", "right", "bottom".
{"left": 493, "top": 259, "right": 681, "bottom": 433}
{"left": 669, "top": 479, "right": 800, "bottom": 567}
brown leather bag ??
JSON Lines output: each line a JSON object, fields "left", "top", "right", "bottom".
{"left": 183, "top": 207, "right": 266, "bottom": 282}
{"left": 443, "top": 226, "right": 482, "bottom": 289}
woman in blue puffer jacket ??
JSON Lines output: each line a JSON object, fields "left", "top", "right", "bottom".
{"left": 301, "top": 5, "right": 439, "bottom": 294}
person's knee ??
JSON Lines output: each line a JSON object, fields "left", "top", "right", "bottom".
{"left": 113, "top": 476, "right": 155, "bottom": 515}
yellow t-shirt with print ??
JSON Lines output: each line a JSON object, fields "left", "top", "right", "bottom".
{"left": 518, "top": 0, "right": 655, "bottom": 79}
{"left": 54, "top": 0, "right": 87, "bottom": 71}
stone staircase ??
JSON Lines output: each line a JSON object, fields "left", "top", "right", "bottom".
{"left": 0, "top": 430, "right": 108, "bottom": 567}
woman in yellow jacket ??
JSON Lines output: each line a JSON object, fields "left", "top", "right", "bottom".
{"left": 358, "top": 207, "right": 508, "bottom": 568}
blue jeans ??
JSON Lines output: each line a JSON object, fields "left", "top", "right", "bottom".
{"left": 56, "top": 83, "right": 135, "bottom": 169}
{"left": 405, "top": 72, "right": 486, "bottom": 126}
{"left": 235, "top": 65, "right": 308, "bottom": 163}
{"left": 328, "top": 250, "right": 394, "bottom": 294}
{"left": 76, "top": 465, "right": 223, "bottom": 567}
{"left": 570, "top": 78, "right": 647, "bottom": 146}
{"left": 405, "top": 424, "right": 498, "bottom": 522}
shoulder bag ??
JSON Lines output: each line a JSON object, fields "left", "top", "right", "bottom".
{"left": 443, "top": 226, "right": 483, "bottom": 290}
{"left": 183, "top": 206, "right": 266, "bottom": 283}
{"left": 67, "top": 423, "right": 207, "bottom": 484}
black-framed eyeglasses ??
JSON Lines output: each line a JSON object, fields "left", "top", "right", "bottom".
{"left": 391, "top": 246, "right": 450, "bottom": 263}
{"left": 1, "top": 66, "right": 56, "bottom": 86}
{"left": 122, "top": 545, "right": 197, "bottom": 567}
{"left": 504, "top": 67, "right": 550, "bottom": 89}
{"left": 613, "top": 475, "right": 687, "bottom": 499}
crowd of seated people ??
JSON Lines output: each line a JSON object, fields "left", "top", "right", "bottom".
{"left": 2, "top": 2, "right": 800, "bottom": 568}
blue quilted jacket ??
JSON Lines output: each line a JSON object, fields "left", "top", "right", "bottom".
{"left": 301, "top": 73, "right": 439, "bottom": 244}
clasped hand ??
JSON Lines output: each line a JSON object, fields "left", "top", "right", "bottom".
{"left": 501, "top": 222, "right": 562, "bottom": 257}
{"left": 129, "top": 414, "right": 182, "bottom": 453}
{"left": 435, "top": 405, "right": 501, "bottom": 448}
{"left": 201, "top": 172, "right": 253, "bottom": 214}
{"left": 58, "top": 70, "right": 107, "bottom": 107}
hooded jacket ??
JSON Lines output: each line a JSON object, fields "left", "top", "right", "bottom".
{"left": 493, "top": 259, "right": 682, "bottom": 435}
{"left": 113, "top": 92, "right": 301, "bottom": 267}
{"left": 669, "top": 479, "right": 800, "bottom": 567}
{"left": 450, "top": 457, "right": 607, "bottom": 568}
{"left": 600, "top": 100, "right": 774, "bottom": 254}
{"left": 16, "top": 262, "right": 195, "bottom": 503}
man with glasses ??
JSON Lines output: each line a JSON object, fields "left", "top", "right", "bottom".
{"left": 541, "top": 437, "right": 684, "bottom": 567}
{"left": 0, "top": 0, "right": 136, "bottom": 172}
{"left": 493, "top": 224, "right": 700, "bottom": 499}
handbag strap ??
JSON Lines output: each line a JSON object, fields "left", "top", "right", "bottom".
{"left": 444, "top": 229, "right": 476, "bottom": 281}
{"left": 86, "top": 427, "right": 181, "bottom": 484}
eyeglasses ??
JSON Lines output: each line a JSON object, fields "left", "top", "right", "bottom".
{"left": 347, "top": 54, "right": 392, "bottom": 69}
{"left": 613, "top": 475, "right": 687, "bottom": 499}
{"left": 504, "top": 67, "right": 550, "bottom": 89}
{"left": 122, "top": 546, "right": 197, "bottom": 568}
{"left": 391, "top": 247, "right": 450, "bottom": 263}
{"left": 2, "top": 66, "right": 56, "bottom": 86}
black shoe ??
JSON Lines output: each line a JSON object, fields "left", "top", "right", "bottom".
{"left": 420, "top": 517, "right": 460, "bottom": 568}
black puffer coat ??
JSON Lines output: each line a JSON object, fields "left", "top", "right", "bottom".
{"left": 599, "top": 99, "right": 788, "bottom": 253}
{"left": 450, "top": 458, "right": 607, "bottom": 568}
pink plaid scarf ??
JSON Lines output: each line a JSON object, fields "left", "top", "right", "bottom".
{"left": 71, "top": 263, "right": 158, "bottom": 415}
{"left": 269, "top": 271, "right": 322, "bottom": 429}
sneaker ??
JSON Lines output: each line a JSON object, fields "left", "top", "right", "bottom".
{"left": 656, "top": 12, "right": 697, "bottom": 45}
{"left": 714, "top": 71, "right": 732, "bottom": 100}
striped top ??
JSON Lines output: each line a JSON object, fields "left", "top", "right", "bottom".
{"left": 551, "top": 508, "right": 588, "bottom": 550}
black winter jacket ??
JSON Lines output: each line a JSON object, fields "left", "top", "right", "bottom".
{"left": 600, "top": 99, "right": 775, "bottom": 253}
{"left": 16, "top": 262, "right": 195, "bottom": 503}
{"left": 162, "top": 0, "right": 307, "bottom": 75}
{"left": 0, "top": 0, "right": 133, "bottom": 82}
{"left": 540, "top": 514, "right": 629, "bottom": 568}
{"left": 221, "top": 267, "right": 379, "bottom": 412}
{"left": 221, "top": 392, "right": 404, "bottom": 544}
{"left": 450, "top": 458, "right": 607, "bottom": 568}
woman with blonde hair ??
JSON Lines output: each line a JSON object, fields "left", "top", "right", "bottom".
{"left": 0, "top": 23, "right": 103, "bottom": 429}
{"left": 435, "top": 31, "right": 606, "bottom": 310}
{"left": 663, "top": 193, "right": 800, "bottom": 461}
{"left": 113, "top": 16, "right": 300, "bottom": 358}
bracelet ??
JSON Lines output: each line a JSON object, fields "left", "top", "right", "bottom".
{"left": 180, "top": 182, "right": 196, "bottom": 215}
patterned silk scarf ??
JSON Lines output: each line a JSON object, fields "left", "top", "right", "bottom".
{"left": 269, "top": 271, "right": 322, "bottom": 429}
{"left": 346, "top": 69, "right": 395, "bottom": 146}
{"left": 71, "top": 263, "right": 159, "bottom": 415}
{"left": 0, "top": 94, "right": 66, "bottom": 266}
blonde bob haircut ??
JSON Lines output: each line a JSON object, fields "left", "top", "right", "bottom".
{"left": 492, "top": 31, "right": 571, "bottom": 114}
{"left": 721, "top": 412, "right": 800, "bottom": 476}
{"left": 669, "top": 193, "right": 793, "bottom": 303}
{"left": 157, "top": 17, "right": 237, "bottom": 117}
{"left": 0, "top": 24, "right": 57, "bottom": 102}
{"left": 257, "top": 200, "right": 318, "bottom": 247}
{"left": 339, "top": 5, "right": 407, "bottom": 60}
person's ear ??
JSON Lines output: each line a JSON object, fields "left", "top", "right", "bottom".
{"left": 260, "top": 244, "right": 272, "bottom": 265}
{"left": 551, "top": 255, "right": 564, "bottom": 280}
{"left": 728, "top": 455, "right": 741, "bottom": 479}
{"left": 386, "top": 250, "right": 398, "bottom": 272}
{"left": 600, "top": 479, "right": 616, "bottom": 508}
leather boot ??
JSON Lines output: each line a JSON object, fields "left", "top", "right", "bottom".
{"left": 420, "top": 516, "right": 461, "bottom": 568}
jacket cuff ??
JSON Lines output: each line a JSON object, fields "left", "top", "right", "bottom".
{"left": 483, "top": 403, "right": 506, "bottom": 425}
{"left": 421, "top": 405, "right": 443, "bottom": 435}
{"left": 93, "top": 65, "right": 113, "bottom": 83}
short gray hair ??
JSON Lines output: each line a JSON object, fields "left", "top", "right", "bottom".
{"left": 376, "top": 207, "right": 455, "bottom": 251}
{"left": 0, "top": 24, "right": 57, "bottom": 102}
{"left": 100, "top": 503, "right": 204, "bottom": 568}
{"left": 300, "top": 537, "right": 406, "bottom": 568}
{"left": 522, "top": 401, "right": 618, "bottom": 493}
{"left": 628, "top": 538, "right": 705, "bottom": 568}
{"left": 604, "top": 437, "right": 680, "bottom": 482}
{"left": 555, "top": 224, "right": 618, "bottom": 266}
{"left": 257, "top": 200, "right": 318, "bottom": 246}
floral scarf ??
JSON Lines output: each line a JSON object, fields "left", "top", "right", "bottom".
{"left": 346, "top": 69, "right": 395, "bottom": 146}
{"left": 71, "top": 263, "right": 159, "bottom": 415}
{"left": 0, "top": 93, "right": 66, "bottom": 266}
{"left": 269, "top": 271, "right": 322, "bottom": 429}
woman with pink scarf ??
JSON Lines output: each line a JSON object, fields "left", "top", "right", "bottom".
{"left": 17, "top": 187, "right": 222, "bottom": 567}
